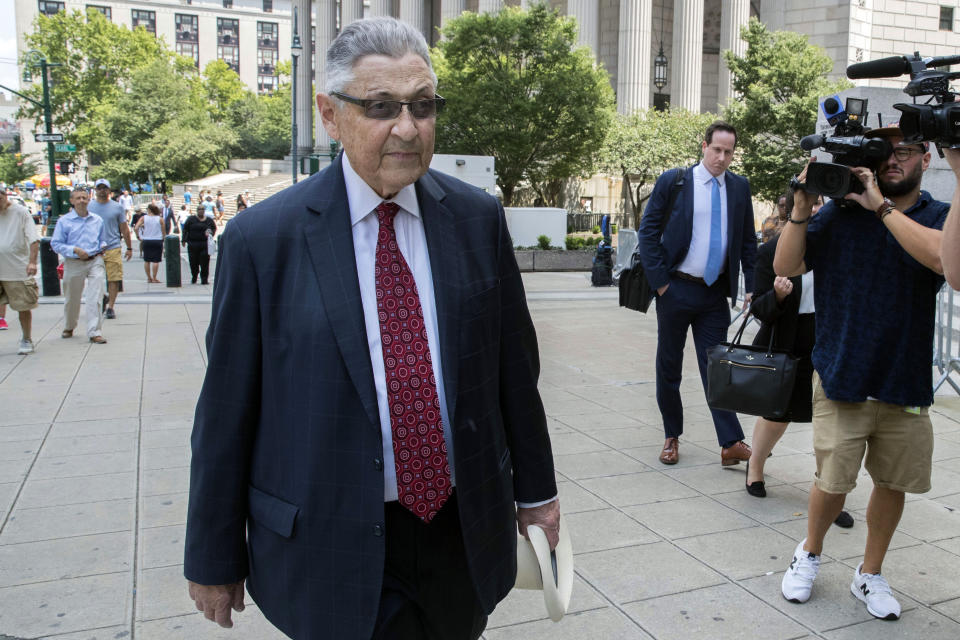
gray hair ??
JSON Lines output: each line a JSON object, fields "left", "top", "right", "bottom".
{"left": 324, "top": 17, "right": 437, "bottom": 95}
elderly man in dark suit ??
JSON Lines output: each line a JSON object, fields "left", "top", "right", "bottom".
{"left": 184, "top": 17, "right": 559, "bottom": 640}
{"left": 637, "top": 122, "right": 757, "bottom": 466}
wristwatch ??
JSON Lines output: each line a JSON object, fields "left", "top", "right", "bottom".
{"left": 875, "top": 197, "right": 895, "bottom": 221}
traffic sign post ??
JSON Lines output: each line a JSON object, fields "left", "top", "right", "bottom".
{"left": 34, "top": 132, "right": 64, "bottom": 143}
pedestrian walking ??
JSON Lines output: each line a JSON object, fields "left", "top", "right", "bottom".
{"left": 181, "top": 206, "right": 216, "bottom": 284}
{"left": 136, "top": 203, "right": 165, "bottom": 283}
{"left": 88, "top": 178, "right": 132, "bottom": 320}
{"left": 0, "top": 190, "right": 39, "bottom": 354}
{"left": 215, "top": 190, "right": 225, "bottom": 222}
{"left": 183, "top": 187, "right": 192, "bottom": 208}
{"left": 236, "top": 190, "right": 249, "bottom": 213}
{"left": 51, "top": 187, "right": 107, "bottom": 344}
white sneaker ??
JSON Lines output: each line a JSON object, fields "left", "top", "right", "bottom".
{"left": 782, "top": 539, "right": 820, "bottom": 603}
{"left": 851, "top": 563, "right": 901, "bottom": 620}
{"left": 17, "top": 339, "right": 34, "bottom": 355}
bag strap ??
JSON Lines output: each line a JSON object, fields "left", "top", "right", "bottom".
{"left": 728, "top": 310, "right": 779, "bottom": 357}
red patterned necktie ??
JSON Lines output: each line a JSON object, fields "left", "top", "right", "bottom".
{"left": 375, "top": 201, "right": 451, "bottom": 523}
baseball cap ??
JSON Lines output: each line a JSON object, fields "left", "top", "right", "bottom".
{"left": 869, "top": 123, "right": 930, "bottom": 151}
{"left": 94, "top": 178, "right": 111, "bottom": 188}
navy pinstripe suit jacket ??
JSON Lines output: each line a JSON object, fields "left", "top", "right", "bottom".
{"left": 184, "top": 155, "right": 557, "bottom": 640}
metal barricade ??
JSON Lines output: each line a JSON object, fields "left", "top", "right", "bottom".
{"left": 934, "top": 285, "right": 960, "bottom": 395}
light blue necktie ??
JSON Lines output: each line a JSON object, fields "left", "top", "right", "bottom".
{"left": 703, "top": 177, "right": 724, "bottom": 286}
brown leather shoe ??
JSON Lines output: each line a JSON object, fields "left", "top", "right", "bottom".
{"left": 659, "top": 437, "right": 679, "bottom": 465}
{"left": 721, "top": 441, "right": 752, "bottom": 466}
{"left": 89, "top": 335, "right": 107, "bottom": 344}
{"left": 61, "top": 329, "right": 73, "bottom": 338}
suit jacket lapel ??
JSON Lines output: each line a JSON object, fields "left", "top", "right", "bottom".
{"left": 416, "top": 172, "right": 461, "bottom": 426}
{"left": 302, "top": 157, "right": 380, "bottom": 428}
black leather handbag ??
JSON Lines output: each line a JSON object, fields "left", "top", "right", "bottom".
{"left": 706, "top": 313, "right": 799, "bottom": 420}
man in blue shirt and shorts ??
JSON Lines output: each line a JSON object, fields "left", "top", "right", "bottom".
{"left": 88, "top": 179, "right": 132, "bottom": 319}
{"left": 775, "top": 125, "right": 947, "bottom": 621}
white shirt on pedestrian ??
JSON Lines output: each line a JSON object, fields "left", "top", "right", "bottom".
{"left": 0, "top": 203, "right": 39, "bottom": 280}
{"left": 676, "top": 162, "right": 729, "bottom": 277}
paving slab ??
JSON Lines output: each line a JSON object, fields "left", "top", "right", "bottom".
{"left": 0, "top": 498, "right": 134, "bottom": 545}
{"left": 822, "top": 605, "right": 960, "bottom": 639}
{"left": 486, "top": 574, "right": 607, "bottom": 629}
{"left": 14, "top": 472, "right": 137, "bottom": 509}
{"left": 563, "top": 508, "right": 660, "bottom": 554}
{"left": 580, "top": 471, "right": 699, "bottom": 507}
{"left": 623, "top": 496, "right": 757, "bottom": 540}
{"left": 674, "top": 526, "right": 804, "bottom": 581}
{"left": 0, "top": 532, "right": 132, "bottom": 588}
{"left": 486, "top": 607, "right": 653, "bottom": 640}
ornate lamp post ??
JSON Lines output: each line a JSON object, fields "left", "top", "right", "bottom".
{"left": 290, "top": 7, "right": 302, "bottom": 184}
{"left": 654, "top": 46, "right": 668, "bottom": 91}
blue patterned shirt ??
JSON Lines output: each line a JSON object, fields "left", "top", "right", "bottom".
{"left": 805, "top": 191, "right": 947, "bottom": 407}
{"left": 51, "top": 210, "right": 106, "bottom": 259}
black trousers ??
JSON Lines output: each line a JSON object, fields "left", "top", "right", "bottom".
{"left": 186, "top": 244, "right": 210, "bottom": 284}
{"left": 372, "top": 493, "right": 487, "bottom": 640}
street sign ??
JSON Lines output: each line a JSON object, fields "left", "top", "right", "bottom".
{"left": 54, "top": 143, "right": 76, "bottom": 152}
{"left": 35, "top": 133, "right": 64, "bottom": 143}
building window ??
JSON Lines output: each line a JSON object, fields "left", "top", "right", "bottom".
{"left": 311, "top": 25, "right": 316, "bottom": 72}
{"left": 258, "top": 75, "right": 278, "bottom": 94}
{"left": 653, "top": 93, "right": 670, "bottom": 112}
{"left": 131, "top": 9, "right": 156, "bottom": 35}
{"left": 258, "top": 21, "right": 278, "bottom": 47}
{"left": 218, "top": 17, "right": 239, "bottom": 45}
{"left": 86, "top": 5, "right": 111, "bottom": 19}
{"left": 941, "top": 6, "right": 954, "bottom": 30}
{"left": 38, "top": 1, "right": 65, "bottom": 16}
{"left": 176, "top": 14, "right": 199, "bottom": 43}
{"left": 223, "top": 0, "right": 233, "bottom": 8}
{"left": 218, "top": 46, "right": 240, "bottom": 74}
{"left": 263, "top": 0, "right": 273, "bottom": 12}
{"left": 177, "top": 43, "right": 200, "bottom": 68}
{"left": 257, "top": 48, "right": 277, "bottom": 75}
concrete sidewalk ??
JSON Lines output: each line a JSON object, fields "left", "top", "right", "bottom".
{"left": 1, "top": 267, "right": 960, "bottom": 639}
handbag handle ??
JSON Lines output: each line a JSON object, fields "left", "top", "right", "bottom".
{"left": 727, "top": 311, "right": 778, "bottom": 358}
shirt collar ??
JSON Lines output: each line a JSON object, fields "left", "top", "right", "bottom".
{"left": 695, "top": 162, "right": 725, "bottom": 187}
{"left": 342, "top": 152, "right": 420, "bottom": 227}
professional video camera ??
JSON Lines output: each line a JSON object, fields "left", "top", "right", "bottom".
{"left": 847, "top": 52, "right": 960, "bottom": 152}
{"left": 799, "top": 96, "right": 893, "bottom": 198}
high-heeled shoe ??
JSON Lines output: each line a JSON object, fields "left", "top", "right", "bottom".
{"left": 745, "top": 459, "right": 766, "bottom": 498}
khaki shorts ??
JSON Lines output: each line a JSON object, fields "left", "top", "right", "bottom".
{"left": 0, "top": 278, "right": 39, "bottom": 311}
{"left": 103, "top": 247, "right": 123, "bottom": 282}
{"left": 811, "top": 371, "right": 933, "bottom": 494}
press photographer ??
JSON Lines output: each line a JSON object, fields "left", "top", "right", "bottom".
{"left": 773, "top": 116, "right": 946, "bottom": 621}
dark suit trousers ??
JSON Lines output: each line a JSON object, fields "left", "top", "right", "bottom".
{"left": 654, "top": 276, "right": 744, "bottom": 447}
{"left": 373, "top": 492, "right": 487, "bottom": 640}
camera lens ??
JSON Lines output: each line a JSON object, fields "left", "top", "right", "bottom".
{"left": 807, "top": 162, "right": 851, "bottom": 198}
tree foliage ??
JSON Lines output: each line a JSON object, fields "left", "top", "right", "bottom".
{"left": 722, "top": 18, "right": 851, "bottom": 203}
{"left": 20, "top": 9, "right": 171, "bottom": 151}
{"left": 433, "top": 4, "right": 615, "bottom": 206}
{"left": 227, "top": 61, "right": 292, "bottom": 159}
{"left": 0, "top": 144, "right": 39, "bottom": 185}
{"left": 598, "top": 108, "right": 716, "bottom": 226}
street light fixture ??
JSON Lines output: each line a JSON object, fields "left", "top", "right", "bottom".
{"left": 290, "top": 6, "right": 302, "bottom": 185}
{"left": 654, "top": 46, "right": 668, "bottom": 91}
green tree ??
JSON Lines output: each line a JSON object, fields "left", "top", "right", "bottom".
{"left": 90, "top": 59, "right": 235, "bottom": 190}
{"left": 433, "top": 4, "right": 615, "bottom": 206}
{"left": 202, "top": 60, "right": 248, "bottom": 125}
{"left": 228, "top": 61, "right": 292, "bottom": 159}
{"left": 598, "top": 108, "right": 715, "bottom": 227}
{"left": 0, "top": 144, "right": 39, "bottom": 185}
{"left": 722, "top": 18, "right": 851, "bottom": 203}
{"left": 19, "top": 8, "right": 171, "bottom": 151}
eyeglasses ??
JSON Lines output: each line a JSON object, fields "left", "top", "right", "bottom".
{"left": 892, "top": 147, "right": 923, "bottom": 161}
{"left": 332, "top": 91, "right": 445, "bottom": 120}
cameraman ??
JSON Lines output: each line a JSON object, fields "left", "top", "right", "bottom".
{"left": 774, "top": 125, "right": 945, "bottom": 621}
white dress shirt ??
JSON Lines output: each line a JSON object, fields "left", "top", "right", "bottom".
{"left": 343, "top": 154, "right": 455, "bottom": 502}
{"left": 676, "top": 162, "right": 729, "bottom": 277}
{"left": 798, "top": 271, "right": 815, "bottom": 314}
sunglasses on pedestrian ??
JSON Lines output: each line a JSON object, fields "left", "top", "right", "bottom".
{"left": 891, "top": 147, "right": 923, "bottom": 161}
{"left": 332, "top": 92, "right": 445, "bottom": 120}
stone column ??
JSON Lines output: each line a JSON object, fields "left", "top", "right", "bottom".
{"left": 368, "top": 0, "right": 393, "bottom": 17}
{"left": 441, "top": 0, "right": 466, "bottom": 30}
{"left": 341, "top": 0, "right": 364, "bottom": 27}
{"left": 616, "top": 0, "right": 651, "bottom": 114}
{"left": 718, "top": 0, "right": 749, "bottom": 107}
{"left": 568, "top": 0, "right": 599, "bottom": 60}
{"left": 315, "top": 0, "right": 337, "bottom": 151}
{"left": 477, "top": 0, "right": 503, "bottom": 13}
{"left": 292, "top": 0, "right": 314, "bottom": 157}
{"left": 400, "top": 2, "right": 430, "bottom": 40}
{"left": 670, "top": 0, "right": 703, "bottom": 112}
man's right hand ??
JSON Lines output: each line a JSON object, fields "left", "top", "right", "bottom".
{"left": 188, "top": 579, "right": 245, "bottom": 628}
{"left": 74, "top": 248, "right": 89, "bottom": 260}
{"left": 657, "top": 284, "right": 669, "bottom": 296}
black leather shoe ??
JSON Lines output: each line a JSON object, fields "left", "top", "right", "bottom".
{"left": 833, "top": 511, "right": 854, "bottom": 528}
{"left": 745, "top": 460, "right": 766, "bottom": 497}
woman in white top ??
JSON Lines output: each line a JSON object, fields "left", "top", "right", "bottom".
{"left": 135, "top": 203, "right": 165, "bottom": 283}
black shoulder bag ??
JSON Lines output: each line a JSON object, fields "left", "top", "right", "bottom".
{"left": 618, "top": 167, "right": 685, "bottom": 313}
{"left": 705, "top": 313, "right": 800, "bottom": 420}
